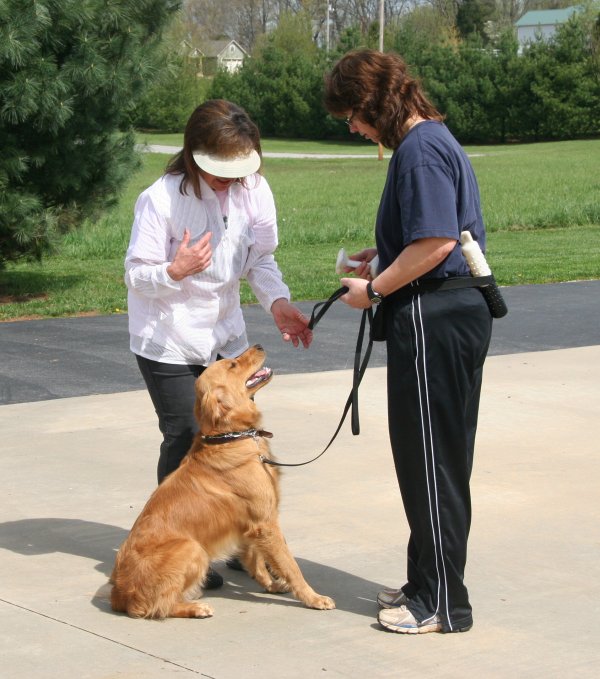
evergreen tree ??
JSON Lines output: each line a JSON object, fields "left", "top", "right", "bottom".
{"left": 132, "top": 52, "right": 209, "bottom": 133}
{"left": 456, "top": 0, "right": 496, "bottom": 42}
{"left": 0, "top": 0, "right": 179, "bottom": 267}
{"left": 517, "top": 16, "right": 600, "bottom": 140}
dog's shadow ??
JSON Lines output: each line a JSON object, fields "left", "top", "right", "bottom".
{"left": 211, "top": 558, "right": 381, "bottom": 618}
{"left": 0, "top": 518, "right": 382, "bottom": 618}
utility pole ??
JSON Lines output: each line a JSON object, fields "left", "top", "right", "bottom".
{"left": 378, "top": 0, "right": 384, "bottom": 161}
{"left": 378, "top": 0, "right": 384, "bottom": 52}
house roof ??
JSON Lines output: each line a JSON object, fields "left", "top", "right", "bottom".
{"left": 515, "top": 6, "right": 580, "bottom": 27}
{"left": 200, "top": 39, "right": 249, "bottom": 59}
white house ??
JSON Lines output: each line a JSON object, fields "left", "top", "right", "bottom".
{"left": 515, "top": 6, "right": 582, "bottom": 52}
{"left": 199, "top": 40, "right": 249, "bottom": 75}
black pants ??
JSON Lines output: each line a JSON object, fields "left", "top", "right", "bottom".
{"left": 385, "top": 287, "right": 492, "bottom": 633}
{"left": 135, "top": 355, "right": 208, "bottom": 484}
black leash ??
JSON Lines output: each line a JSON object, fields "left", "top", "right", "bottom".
{"left": 261, "top": 287, "right": 374, "bottom": 468}
{"left": 260, "top": 274, "right": 501, "bottom": 469}
{"left": 202, "top": 276, "right": 502, "bottom": 469}
{"left": 306, "top": 285, "right": 348, "bottom": 331}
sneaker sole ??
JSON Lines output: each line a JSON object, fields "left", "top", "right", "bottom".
{"left": 379, "top": 618, "right": 472, "bottom": 634}
{"left": 379, "top": 618, "right": 442, "bottom": 634}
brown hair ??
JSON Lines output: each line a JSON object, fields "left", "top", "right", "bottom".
{"left": 166, "top": 99, "right": 263, "bottom": 198}
{"left": 324, "top": 49, "right": 443, "bottom": 149}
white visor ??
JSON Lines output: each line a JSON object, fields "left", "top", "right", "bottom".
{"left": 192, "top": 149, "right": 261, "bottom": 178}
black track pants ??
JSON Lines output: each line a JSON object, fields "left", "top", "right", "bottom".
{"left": 135, "top": 355, "right": 207, "bottom": 484}
{"left": 385, "top": 287, "right": 492, "bottom": 632}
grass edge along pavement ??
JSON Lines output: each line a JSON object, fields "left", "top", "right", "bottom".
{"left": 1, "top": 139, "right": 599, "bottom": 321}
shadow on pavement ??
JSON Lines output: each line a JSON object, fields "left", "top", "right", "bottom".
{"left": 0, "top": 517, "right": 382, "bottom": 620}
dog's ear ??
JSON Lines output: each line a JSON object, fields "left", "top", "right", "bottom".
{"left": 201, "top": 385, "right": 234, "bottom": 427}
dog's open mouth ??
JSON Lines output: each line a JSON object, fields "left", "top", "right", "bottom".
{"left": 245, "top": 366, "right": 273, "bottom": 389}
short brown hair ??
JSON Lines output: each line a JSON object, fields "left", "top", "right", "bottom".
{"left": 166, "top": 99, "right": 263, "bottom": 198}
{"left": 324, "top": 49, "right": 443, "bottom": 149}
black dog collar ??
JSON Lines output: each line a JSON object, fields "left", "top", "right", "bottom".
{"left": 201, "top": 428, "right": 273, "bottom": 445}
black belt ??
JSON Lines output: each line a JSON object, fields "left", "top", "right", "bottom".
{"left": 387, "top": 275, "right": 493, "bottom": 301}
{"left": 388, "top": 274, "right": 508, "bottom": 319}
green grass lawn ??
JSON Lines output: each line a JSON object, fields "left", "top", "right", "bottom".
{"left": 1, "top": 139, "right": 599, "bottom": 321}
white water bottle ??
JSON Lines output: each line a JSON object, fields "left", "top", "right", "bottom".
{"left": 459, "top": 231, "right": 508, "bottom": 318}
{"left": 460, "top": 231, "right": 492, "bottom": 276}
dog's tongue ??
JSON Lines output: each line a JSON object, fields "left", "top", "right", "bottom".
{"left": 246, "top": 367, "right": 272, "bottom": 388}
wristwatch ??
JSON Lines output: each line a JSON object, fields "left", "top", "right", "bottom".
{"left": 366, "top": 281, "right": 384, "bottom": 305}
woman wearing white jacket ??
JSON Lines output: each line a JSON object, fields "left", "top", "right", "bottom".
{"left": 124, "top": 101, "right": 311, "bottom": 588}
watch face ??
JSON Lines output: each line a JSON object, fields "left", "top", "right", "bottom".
{"left": 367, "top": 282, "right": 383, "bottom": 304}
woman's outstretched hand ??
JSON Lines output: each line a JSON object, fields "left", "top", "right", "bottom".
{"left": 271, "top": 299, "right": 313, "bottom": 348}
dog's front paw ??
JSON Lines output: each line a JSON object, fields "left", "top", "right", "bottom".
{"left": 190, "top": 601, "right": 214, "bottom": 618}
{"left": 307, "top": 594, "right": 336, "bottom": 610}
{"left": 169, "top": 600, "right": 214, "bottom": 618}
{"left": 265, "top": 578, "right": 291, "bottom": 594}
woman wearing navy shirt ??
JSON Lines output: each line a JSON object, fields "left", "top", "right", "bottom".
{"left": 324, "top": 49, "right": 492, "bottom": 634}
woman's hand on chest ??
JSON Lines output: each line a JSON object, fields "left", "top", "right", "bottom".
{"left": 167, "top": 229, "right": 213, "bottom": 281}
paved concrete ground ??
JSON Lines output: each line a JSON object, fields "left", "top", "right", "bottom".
{"left": 1, "top": 282, "right": 599, "bottom": 678}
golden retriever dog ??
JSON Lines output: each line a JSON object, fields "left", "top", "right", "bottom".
{"left": 110, "top": 344, "right": 335, "bottom": 619}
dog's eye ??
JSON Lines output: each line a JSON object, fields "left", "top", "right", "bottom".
{"left": 229, "top": 361, "right": 238, "bottom": 369}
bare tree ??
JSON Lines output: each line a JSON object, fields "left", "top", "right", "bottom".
{"left": 183, "top": 1, "right": 231, "bottom": 41}
{"left": 420, "top": 0, "right": 460, "bottom": 24}
{"left": 179, "top": 0, "right": 272, "bottom": 49}
{"left": 179, "top": 0, "right": 468, "bottom": 53}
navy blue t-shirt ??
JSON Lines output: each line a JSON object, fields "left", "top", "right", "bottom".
{"left": 375, "top": 121, "right": 486, "bottom": 278}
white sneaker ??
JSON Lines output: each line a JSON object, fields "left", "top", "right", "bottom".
{"left": 378, "top": 605, "right": 442, "bottom": 634}
{"left": 377, "top": 587, "right": 410, "bottom": 609}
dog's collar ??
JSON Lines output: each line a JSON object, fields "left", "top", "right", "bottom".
{"left": 200, "top": 428, "right": 273, "bottom": 445}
